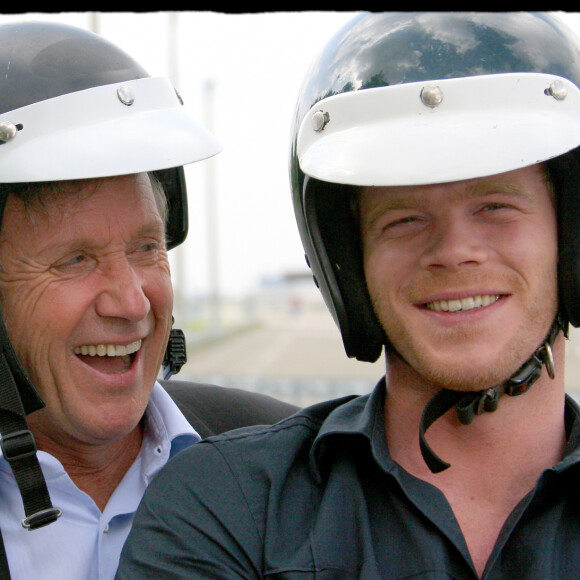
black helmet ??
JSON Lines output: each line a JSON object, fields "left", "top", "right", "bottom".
{"left": 290, "top": 11, "right": 580, "bottom": 363}
{"left": 0, "top": 20, "right": 221, "bottom": 249}
{"left": 0, "top": 20, "right": 220, "bottom": 529}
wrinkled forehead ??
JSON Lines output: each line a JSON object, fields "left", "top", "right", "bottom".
{"left": 6, "top": 173, "right": 164, "bottom": 218}
{"left": 1, "top": 177, "right": 166, "bottom": 254}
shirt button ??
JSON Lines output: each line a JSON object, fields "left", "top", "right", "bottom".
{"left": 104, "top": 524, "right": 109, "bottom": 534}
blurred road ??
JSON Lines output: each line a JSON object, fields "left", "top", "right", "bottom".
{"left": 180, "top": 309, "right": 385, "bottom": 407}
{"left": 178, "top": 307, "right": 580, "bottom": 407}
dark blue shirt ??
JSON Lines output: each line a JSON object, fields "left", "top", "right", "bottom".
{"left": 117, "top": 379, "right": 580, "bottom": 579}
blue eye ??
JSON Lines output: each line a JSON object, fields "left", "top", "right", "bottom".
{"left": 59, "top": 254, "right": 85, "bottom": 267}
{"left": 68, "top": 254, "right": 85, "bottom": 264}
{"left": 392, "top": 216, "right": 419, "bottom": 225}
{"left": 52, "top": 252, "right": 94, "bottom": 273}
{"left": 131, "top": 242, "right": 160, "bottom": 255}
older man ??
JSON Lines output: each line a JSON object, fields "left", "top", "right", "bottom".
{"left": 0, "top": 21, "right": 297, "bottom": 580}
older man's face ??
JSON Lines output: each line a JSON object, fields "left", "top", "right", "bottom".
{"left": 0, "top": 173, "right": 173, "bottom": 445}
{"left": 359, "top": 164, "right": 559, "bottom": 393}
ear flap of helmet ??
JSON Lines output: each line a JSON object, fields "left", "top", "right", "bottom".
{"left": 301, "top": 177, "right": 385, "bottom": 362}
{"left": 154, "top": 167, "right": 188, "bottom": 250}
{"left": 548, "top": 147, "right": 580, "bottom": 327}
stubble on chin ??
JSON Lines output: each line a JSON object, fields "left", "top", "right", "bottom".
{"left": 373, "top": 270, "right": 558, "bottom": 393}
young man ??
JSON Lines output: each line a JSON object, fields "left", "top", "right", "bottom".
{"left": 117, "top": 12, "right": 580, "bottom": 578}
{"left": 0, "top": 21, "right": 297, "bottom": 580}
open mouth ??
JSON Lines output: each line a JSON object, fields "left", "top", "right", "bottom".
{"left": 73, "top": 339, "right": 142, "bottom": 374}
{"left": 425, "top": 295, "right": 501, "bottom": 313}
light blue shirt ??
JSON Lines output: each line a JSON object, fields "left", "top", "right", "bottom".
{"left": 0, "top": 382, "right": 200, "bottom": 580}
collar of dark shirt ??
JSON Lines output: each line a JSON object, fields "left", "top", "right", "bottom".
{"left": 309, "top": 378, "right": 580, "bottom": 481}
{"left": 553, "top": 393, "right": 580, "bottom": 471}
{"left": 309, "top": 378, "right": 386, "bottom": 483}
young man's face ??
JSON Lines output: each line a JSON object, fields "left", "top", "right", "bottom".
{"left": 0, "top": 173, "right": 173, "bottom": 446}
{"left": 359, "top": 164, "right": 559, "bottom": 392}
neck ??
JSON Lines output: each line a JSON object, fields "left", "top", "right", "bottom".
{"left": 29, "top": 420, "right": 144, "bottom": 512}
{"left": 383, "top": 335, "right": 567, "bottom": 576}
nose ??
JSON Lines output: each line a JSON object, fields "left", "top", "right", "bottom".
{"left": 419, "top": 214, "right": 488, "bottom": 271}
{"left": 94, "top": 258, "right": 150, "bottom": 322}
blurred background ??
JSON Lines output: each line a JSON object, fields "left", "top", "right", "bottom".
{"left": 1, "top": 11, "right": 580, "bottom": 407}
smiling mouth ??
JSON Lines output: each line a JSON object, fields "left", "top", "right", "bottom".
{"left": 73, "top": 339, "right": 142, "bottom": 373}
{"left": 425, "top": 295, "right": 501, "bottom": 313}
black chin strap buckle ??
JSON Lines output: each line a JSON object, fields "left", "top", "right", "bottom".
{"left": 504, "top": 339, "right": 555, "bottom": 397}
{"left": 455, "top": 388, "right": 500, "bottom": 425}
{"left": 162, "top": 327, "right": 187, "bottom": 380}
{"left": 540, "top": 341, "right": 556, "bottom": 379}
{"left": 22, "top": 506, "right": 62, "bottom": 530}
{"left": 0, "top": 424, "right": 63, "bottom": 530}
{"left": 419, "top": 387, "right": 505, "bottom": 473}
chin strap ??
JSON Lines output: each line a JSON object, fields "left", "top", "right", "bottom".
{"left": 419, "top": 315, "right": 567, "bottom": 473}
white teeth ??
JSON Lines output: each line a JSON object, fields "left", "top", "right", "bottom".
{"left": 74, "top": 339, "right": 142, "bottom": 357}
{"left": 426, "top": 295, "right": 499, "bottom": 312}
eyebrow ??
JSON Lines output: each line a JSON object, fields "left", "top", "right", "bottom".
{"left": 360, "top": 180, "right": 538, "bottom": 230}
{"left": 470, "top": 181, "right": 537, "bottom": 201}
{"left": 40, "top": 221, "right": 166, "bottom": 258}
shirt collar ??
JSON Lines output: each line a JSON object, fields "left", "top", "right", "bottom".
{"left": 551, "top": 393, "right": 580, "bottom": 472}
{"left": 309, "top": 378, "right": 387, "bottom": 483}
{"left": 0, "top": 381, "right": 200, "bottom": 476}
{"left": 142, "top": 381, "right": 201, "bottom": 468}
{"left": 309, "top": 379, "right": 580, "bottom": 482}
{"left": 104, "top": 381, "right": 201, "bottom": 517}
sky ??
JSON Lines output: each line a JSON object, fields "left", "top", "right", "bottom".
{"left": 1, "top": 11, "right": 580, "bottom": 302}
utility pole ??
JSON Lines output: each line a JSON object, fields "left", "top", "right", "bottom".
{"left": 203, "top": 78, "right": 221, "bottom": 335}
{"left": 88, "top": 12, "right": 100, "bottom": 34}
{"left": 167, "top": 12, "right": 187, "bottom": 328}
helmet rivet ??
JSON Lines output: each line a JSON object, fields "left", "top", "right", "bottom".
{"left": 420, "top": 85, "right": 443, "bottom": 108}
{"left": 312, "top": 110, "right": 330, "bottom": 132}
{"left": 0, "top": 121, "right": 18, "bottom": 143}
{"left": 117, "top": 85, "right": 135, "bottom": 106}
{"left": 545, "top": 80, "right": 568, "bottom": 101}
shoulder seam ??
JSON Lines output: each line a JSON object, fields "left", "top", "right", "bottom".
{"left": 202, "top": 413, "right": 323, "bottom": 445}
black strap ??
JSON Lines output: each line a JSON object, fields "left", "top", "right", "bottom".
{"left": 0, "top": 353, "right": 60, "bottom": 530}
{"left": 419, "top": 316, "right": 566, "bottom": 473}
{"left": 419, "top": 388, "right": 501, "bottom": 473}
{"left": 0, "top": 377, "right": 297, "bottom": 580}
{"left": 419, "top": 389, "right": 464, "bottom": 473}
